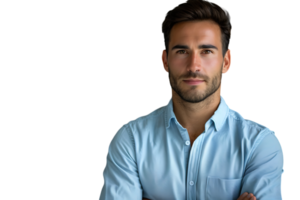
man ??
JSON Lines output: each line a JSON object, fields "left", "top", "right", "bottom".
{"left": 99, "top": 0, "right": 284, "bottom": 199}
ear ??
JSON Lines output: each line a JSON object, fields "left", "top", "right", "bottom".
{"left": 162, "top": 50, "right": 169, "bottom": 72}
{"left": 222, "top": 49, "right": 231, "bottom": 73}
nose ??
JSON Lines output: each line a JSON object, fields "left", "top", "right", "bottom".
{"left": 187, "top": 51, "right": 202, "bottom": 72}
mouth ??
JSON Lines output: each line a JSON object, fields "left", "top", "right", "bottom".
{"left": 183, "top": 80, "right": 205, "bottom": 85}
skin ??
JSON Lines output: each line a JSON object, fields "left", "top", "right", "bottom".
{"left": 162, "top": 19, "right": 230, "bottom": 146}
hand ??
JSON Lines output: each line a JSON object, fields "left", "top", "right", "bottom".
{"left": 237, "top": 192, "right": 256, "bottom": 200}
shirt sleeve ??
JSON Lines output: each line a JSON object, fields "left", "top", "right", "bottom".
{"left": 240, "top": 131, "right": 284, "bottom": 200}
{"left": 99, "top": 125, "right": 143, "bottom": 200}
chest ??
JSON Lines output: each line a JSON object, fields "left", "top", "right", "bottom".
{"left": 189, "top": 132, "right": 202, "bottom": 147}
{"left": 188, "top": 130, "right": 204, "bottom": 146}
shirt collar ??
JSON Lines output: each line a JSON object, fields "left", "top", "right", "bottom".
{"left": 165, "top": 96, "right": 229, "bottom": 132}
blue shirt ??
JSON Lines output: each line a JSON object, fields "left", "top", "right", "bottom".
{"left": 99, "top": 96, "right": 284, "bottom": 200}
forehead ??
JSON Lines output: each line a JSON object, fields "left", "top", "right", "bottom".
{"left": 169, "top": 20, "right": 222, "bottom": 46}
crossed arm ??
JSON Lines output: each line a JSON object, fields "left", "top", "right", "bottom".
{"left": 143, "top": 192, "right": 257, "bottom": 200}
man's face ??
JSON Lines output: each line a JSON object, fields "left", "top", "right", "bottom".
{"left": 163, "top": 20, "right": 230, "bottom": 103}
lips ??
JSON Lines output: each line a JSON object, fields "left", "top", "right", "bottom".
{"left": 184, "top": 79, "right": 204, "bottom": 81}
{"left": 184, "top": 80, "right": 204, "bottom": 83}
{"left": 183, "top": 80, "right": 204, "bottom": 85}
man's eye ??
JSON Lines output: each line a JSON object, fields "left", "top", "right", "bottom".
{"left": 204, "top": 50, "right": 212, "bottom": 53}
{"left": 176, "top": 50, "right": 212, "bottom": 54}
{"left": 177, "top": 50, "right": 185, "bottom": 54}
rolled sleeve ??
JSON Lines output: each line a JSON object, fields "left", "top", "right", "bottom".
{"left": 99, "top": 125, "right": 142, "bottom": 200}
{"left": 240, "top": 132, "right": 284, "bottom": 200}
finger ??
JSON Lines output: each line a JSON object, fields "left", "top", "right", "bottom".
{"left": 245, "top": 193, "right": 254, "bottom": 200}
{"left": 237, "top": 192, "right": 248, "bottom": 200}
{"left": 250, "top": 196, "right": 256, "bottom": 200}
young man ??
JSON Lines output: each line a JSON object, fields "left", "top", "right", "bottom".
{"left": 99, "top": 0, "right": 284, "bottom": 199}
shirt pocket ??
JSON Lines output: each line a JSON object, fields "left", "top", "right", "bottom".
{"left": 205, "top": 176, "right": 242, "bottom": 200}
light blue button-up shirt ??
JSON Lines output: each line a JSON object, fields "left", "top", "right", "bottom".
{"left": 99, "top": 96, "right": 284, "bottom": 200}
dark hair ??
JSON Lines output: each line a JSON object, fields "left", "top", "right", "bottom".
{"left": 162, "top": 0, "right": 232, "bottom": 58}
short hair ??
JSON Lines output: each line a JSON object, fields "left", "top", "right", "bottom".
{"left": 159, "top": 0, "right": 234, "bottom": 58}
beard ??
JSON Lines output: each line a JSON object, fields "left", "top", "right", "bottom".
{"left": 166, "top": 66, "right": 224, "bottom": 103}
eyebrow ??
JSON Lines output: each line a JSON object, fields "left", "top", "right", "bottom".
{"left": 171, "top": 44, "right": 218, "bottom": 51}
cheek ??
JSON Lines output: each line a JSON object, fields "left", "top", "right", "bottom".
{"left": 202, "top": 57, "right": 219, "bottom": 67}
{"left": 203, "top": 58, "right": 222, "bottom": 77}
{"left": 171, "top": 57, "right": 185, "bottom": 67}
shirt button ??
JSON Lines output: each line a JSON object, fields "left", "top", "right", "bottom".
{"left": 190, "top": 181, "right": 194, "bottom": 185}
{"left": 185, "top": 141, "right": 190, "bottom": 145}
